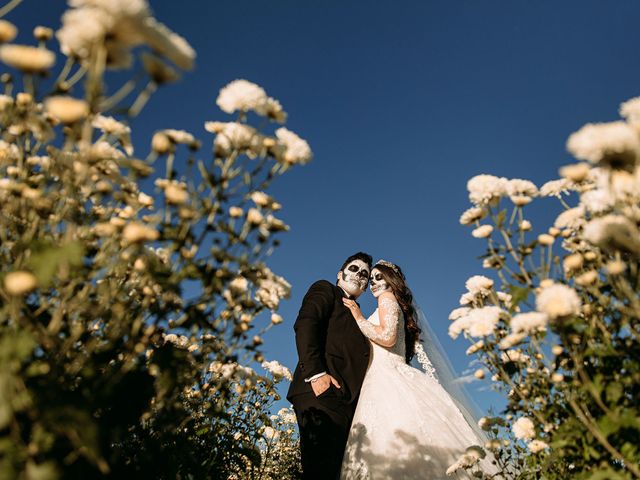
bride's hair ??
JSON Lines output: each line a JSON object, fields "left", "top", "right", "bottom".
{"left": 373, "top": 263, "right": 421, "bottom": 363}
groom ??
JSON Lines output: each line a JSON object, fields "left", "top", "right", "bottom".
{"left": 287, "top": 252, "right": 373, "bottom": 480}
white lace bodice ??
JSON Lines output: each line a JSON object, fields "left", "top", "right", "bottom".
{"left": 356, "top": 296, "right": 439, "bottom": 379}
{"left": 356, "top": 297, "right": 406, "bottom": 366}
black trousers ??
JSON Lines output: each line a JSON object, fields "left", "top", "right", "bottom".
{"left": 292, "top": 386, "right": 355, "bottom": 480}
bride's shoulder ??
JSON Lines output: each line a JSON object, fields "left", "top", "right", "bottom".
{"left": 378, "top": 291, "right": 399, "bottom": 306}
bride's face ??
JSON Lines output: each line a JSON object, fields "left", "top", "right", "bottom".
{"left": 369, "top": 268, "right": 390, "bottom": 298}
{"left": 337, "top": 260, "right": 370, "bottom": 297}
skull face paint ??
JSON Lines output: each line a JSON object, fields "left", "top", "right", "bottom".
{"left": 369, "top": 267, "right": 390, "bottom": 298}
{"left": 337, "top": 260, "right": 370, "bottom": 297}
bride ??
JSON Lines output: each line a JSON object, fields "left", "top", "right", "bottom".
{"left": 340, "top": 260, "right": 495, "bottom": 479}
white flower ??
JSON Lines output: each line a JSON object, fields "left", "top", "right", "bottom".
{"left": 506, "top": 178, "right": 538, "bottom": 206}
{"left": 92, "top": 114, "right": 130, "bottom": 135}
{"left": 567, "top": 121, "right": 639, "bottom": 166}
{"left": 261, "top": 360, "right": 292, "bottom": 381}
{"left": 620, "top": 96, "right": 640, "bottom": 124}
{"left": 458, "top": 292, "right": 475, "bottom": 306}
{"left": 163, "top": 333, "right": 190, "bottom": 349}
{"left": 275, "top": 127, "right": 312, "bottom": 165}
{"left": 271, "top": 313, "right": 283, "bottom": 324}
{"left": 247, "top": 208, "right": 264, "bottom": 225}
{"left": 449, "top": 314, "right": 472, "bottom": 339}
{"left": 448, "top": 307, "right": 470, "bottom": 321}
{"left": 527, "top": 439, "right": 549, "bottom": 453}
{"left": 446, "top": 452, "right": 479, "bottom": 476}
{"left": 498, "top": 332, "right": 527, "bottom": 349}
{"left": 229, "top": 206, "right": 243, "bottom": 218}
{"left": 4, "top": 271, "right": 38, "bottom": 295}
{"left": 560, "top": 162, "right": 591, "bottom": 182}
{"left": 277, "top": 407, "right": 297, "bottom": 424}
{"left": 262, "top": 426, "right": 279, "bottom": 441}
{"left": 122, "top": 222, "right": 159, "bottom": 243}
{"left": 563, "top": 253, "right": 584, "bottom": 272}
{"left": 459, "top": 206, "right": 487, "bottom": 225}
{"left": 466, "top": 340, "right": 484, "bottom": 355}
{"left": 536, "top": 284, "right": 581, "bottom": 320}
{"left": 467, "top": 174, "right": 508, "bottom": 205}
{"left": 205, "top": 121, "right": 263, "bottom": 157}
{"left": 580, "top": 189, "right": 615, "bottom": 214}
{"left": 540, "top": 178, "right": 573, "bottom": 197}
{"left": 538, "top": 234, "right": 555, "bottom": 246}
{"left": 519, "top": 219, "right": 532, "bottom": 231}
{"left": 57, "top": 0, "right": 195, "bottom": 70}
{"left": 162, "top": 181, "right": 189, "bottom": 205}
{"left": 164, "top": 129, "right": 197, "bottom": 146}
{"left": 93, "top": 114, "right": 132, "bottom": 153}
{"left": 44, "top": 96, "right": 89, "bottom": 123}
{"left": 583, "top": 214, "right": 640, "bottom": 254}
{"left": 512, "top": 417, "right": 535, "bottom": 440}
{"left": 510, "top": 312, "right": 548, "bottom": 334}
{"left": 605, "top": 259, "right": 626, "bottom": 275}
{"left": 554, "top": 206, "right": 586, "bottom": 230}
{"left": 217, "top": 79, "right": 267, "bottom": 114}
{"left": 87, "top": 140, "right": 125, "bottom": 161}
{"left": 0, "top": 44, "right": 55, "bottom": 72}
{"left": 258, "top": 96, "right": 287, "bottom": 123}
{"left": 255, "top": 269, "right": 291, "bottom": 310}
{"left": 250, "top": 191, "right": 271, "bottom": 207}
{"left": 472, "top": 225, "right": 493, "bottom": 238}
{"left": 466, "top": 306, "right": 504, "bottom": 337}
{"left": 501, "top": 350, "right": 530, "bottom": 363}
{"left": 575, "top": 270, "right": 598, "bottom": 286}
{"left": 137, "top": 192, "right": 154, "bottom": 207}
{"left": 0, "top": 20, "right": 17, "bottom": 43}
{"left": 496, "top": 291, "right": 512, "bottom": 307}
{"left": 465, "top": 275, "right": 494, "bottom": 295}
{"left": 229, "top": 277, "right": 248, "bottom": 293}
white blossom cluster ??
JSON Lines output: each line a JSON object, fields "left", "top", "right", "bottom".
{"left": 207, "top": 80, "right": 312, "bottom": 166}
{"left": 261, "top": 360, "right": 293, "bottom": 381}
{"left": 57, "top": 0, "right": 195, "bottom": 70}
{"left": 254, "top": 268, "right": 292, "bottom": 310}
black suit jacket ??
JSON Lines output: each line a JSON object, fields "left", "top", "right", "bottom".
{"left": 287, "top": 280, "right": 370, "bottom": 405}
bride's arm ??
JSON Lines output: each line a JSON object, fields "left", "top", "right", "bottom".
{"left": 343, "top": 292, "right": 400, "bottom": 348}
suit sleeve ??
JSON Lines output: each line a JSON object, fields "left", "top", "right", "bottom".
{"left": 293, "top": 280, "right": 335, "bottom": 378}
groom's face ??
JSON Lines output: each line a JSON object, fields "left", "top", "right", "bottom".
{"left": 337, "top": 260, "right": 370, "bottom": 298}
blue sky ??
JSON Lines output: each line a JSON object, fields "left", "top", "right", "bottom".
{"left": 11, "top": 1, "right": 640, "bottom": 413}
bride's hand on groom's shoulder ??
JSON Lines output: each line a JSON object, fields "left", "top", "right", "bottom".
{"left": 311, "top": 373, "right": 341, "bottom": 397}
{"left": 343, "top": 298, "right": 365, "bottom": 321}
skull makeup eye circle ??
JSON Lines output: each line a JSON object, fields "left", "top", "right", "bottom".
{"left": 371, "top": 273, "right": 383, "bottom": 281}
{"left": 347, "top": 265, "right": 360, "bottom": 272}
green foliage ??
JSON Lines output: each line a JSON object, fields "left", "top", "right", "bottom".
{"left": 0, "top": 2, "right": 305, "bottom": 478}
{"left": 453, "top": 133, "right": 640, "bottom": 478}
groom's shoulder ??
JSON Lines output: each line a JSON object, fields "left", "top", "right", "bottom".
{"left": 306, "top": 279, "right": 336, "bottom": 295}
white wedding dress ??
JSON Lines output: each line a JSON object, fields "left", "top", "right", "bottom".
{"left": 340, "top": 297, "right": 491, "bottom": 479}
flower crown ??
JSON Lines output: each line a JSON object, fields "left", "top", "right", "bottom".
{"left": 375, "top": 259, "right": 401, "bottom": 275}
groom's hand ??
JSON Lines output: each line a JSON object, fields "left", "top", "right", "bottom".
{"left": 311, "top": 373, "right": 341, "bottom": 397}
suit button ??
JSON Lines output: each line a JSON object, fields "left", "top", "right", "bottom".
{"left": 364, "top": 352, "right": 369, "bottom": 357}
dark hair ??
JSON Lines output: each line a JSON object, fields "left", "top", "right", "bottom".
{"left": 339, "top": 252, "right": 373, "bottom": 271}
{"left": 373, "top": 263, "right": 421, "bottom": 364}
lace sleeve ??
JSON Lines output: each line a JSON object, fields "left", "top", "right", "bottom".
{"left": 356, "top": 296, "right": 400, "bottom": 347}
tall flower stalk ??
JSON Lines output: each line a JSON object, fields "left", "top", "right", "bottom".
{"left": 449, "top": 98, "right": 640, "bottom": 479}
{"left": 0, "top": 1, "right": 308, "bottom": 477}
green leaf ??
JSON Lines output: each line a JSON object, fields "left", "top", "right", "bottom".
{"left": 508, "top": 285, "right": 531, "bottom": 308}
{"left": 606, "top": 382, "right": 623, "bottom": 404}
{"left": 495, "top": 209, "right": 507, "bottom": 229}
{"left": 587, "top": 467, "right": 629, "bottom": 480}
{"left": 26, "top": 240, "right": 85, "bottom": 287}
